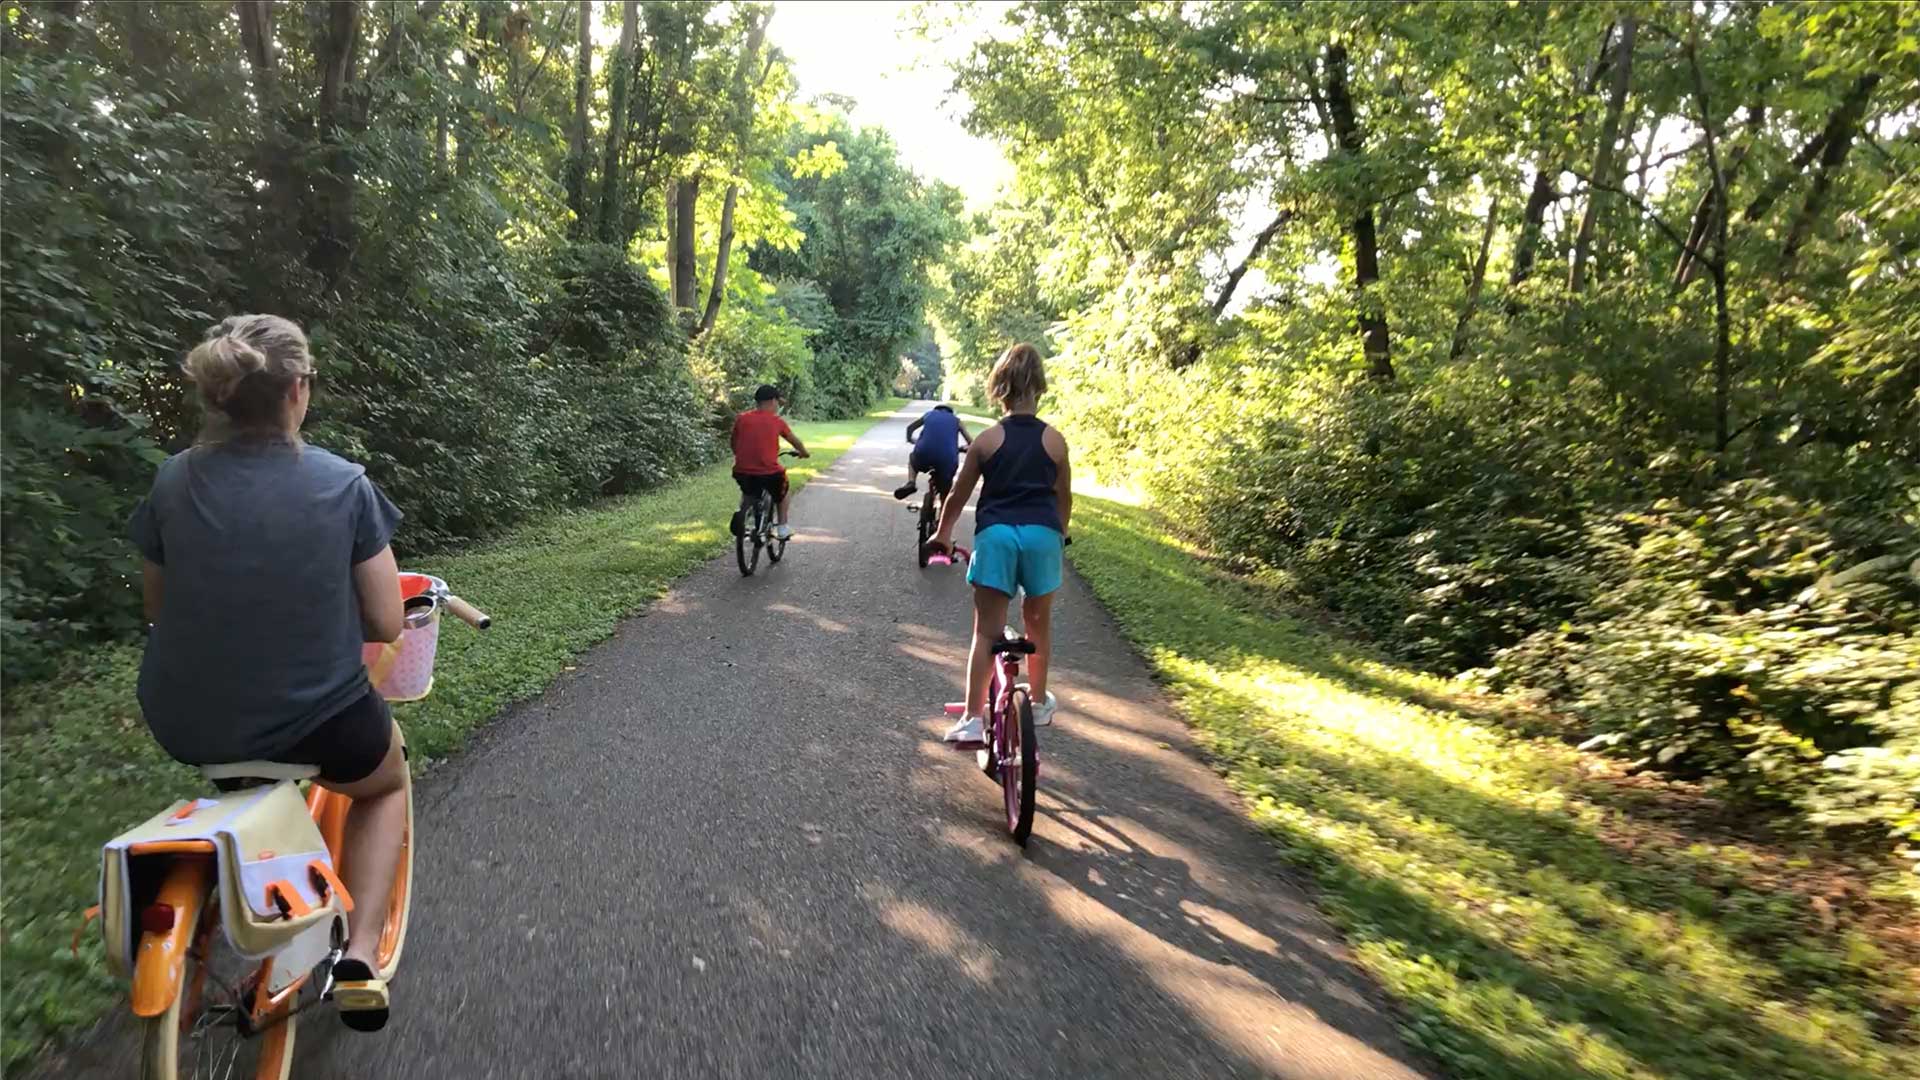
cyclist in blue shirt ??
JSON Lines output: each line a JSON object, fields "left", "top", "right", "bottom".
{"left": 893, "top": 403, "right": 972, "bottom": 501}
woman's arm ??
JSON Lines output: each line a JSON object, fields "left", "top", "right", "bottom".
{"left": 353, "top": 546, "right": 405, "bottom": 643}
{"left": 142, "top": 560, "right": 164, "bottom": 624}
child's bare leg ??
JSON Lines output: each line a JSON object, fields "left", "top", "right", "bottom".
{"left": 1021, "top": 590, "right": 1055, "bottom": 702}
{"left": 968, "top": 586, "right": 1012, "bottom": 716}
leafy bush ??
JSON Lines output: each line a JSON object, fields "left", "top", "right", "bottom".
{"left": 1496, "top": 478, "right": 1920, "bottom": 840}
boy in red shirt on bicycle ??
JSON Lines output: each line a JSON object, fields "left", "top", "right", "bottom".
{"left": 732, "top": 384, "right": 809, "bottom": 540}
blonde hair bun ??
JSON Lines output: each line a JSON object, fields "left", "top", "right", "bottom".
{"left": 183, "top": 334, "right": 269, "bottom": 407}
{"left": 182, "top": 314, "right": 314, "bottom": 433}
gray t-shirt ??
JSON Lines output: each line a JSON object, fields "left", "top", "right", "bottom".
{"left": 130, "top": 441, "right": 402, "bottom": 763}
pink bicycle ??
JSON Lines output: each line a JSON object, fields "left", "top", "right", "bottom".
{"left": 925, "top": 544, "right": 1039, "bottom": 845}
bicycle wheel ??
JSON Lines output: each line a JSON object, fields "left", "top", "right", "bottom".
{"left": 140, "top": 902, "right": 277, "bottom": 1080}
{"left": 766, "top": 494, "right": 788, "bottom": 565}
{"left": 1002, "top": 687, "right": 1038, "bottom": 845}
{"left": 736, "top": 496, "right": 761, "bottom": 576}
{"left": 916, "top": 492, "right": 938, "bottom": 567}
{"left": 373, "top": 766, "right": 414, "bottom": 979}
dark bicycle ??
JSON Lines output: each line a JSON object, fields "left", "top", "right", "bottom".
{"left": 909, "top": 474, "right": 951, "bottom": 568}
{"left": 736, "top": 451, "right": 800, "bottom": 576}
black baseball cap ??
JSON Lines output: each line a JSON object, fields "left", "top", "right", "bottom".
{"left": 753, "top": 384, "right": 783, "bottom": 402}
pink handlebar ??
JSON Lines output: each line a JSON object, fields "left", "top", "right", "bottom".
{"left": 926, "top": 545, "right": 970, "bottom": 567}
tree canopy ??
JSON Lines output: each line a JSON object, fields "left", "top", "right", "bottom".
{"left": 935, "top": 0, "right": 1920, "bottom": 846}
{"left": 1, "top": 0, "right": 957, "bottom": 680}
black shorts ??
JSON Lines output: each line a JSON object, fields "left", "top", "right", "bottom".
{"left": 278, "top": 689, "right": 394, "bottom": 785}
{"left": 910, "top": 451, "right": 955, "bottom": 494}
{"left": 734, "top": 470, "right": 789, "bottom": 502}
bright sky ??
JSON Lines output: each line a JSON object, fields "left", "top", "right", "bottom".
{"left": 772, "top": 0, "right": 1014, "bottom": 207}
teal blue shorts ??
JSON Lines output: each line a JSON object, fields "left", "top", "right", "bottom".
{"left": 968, "top": 523, "right": 1064, "bottom": 598}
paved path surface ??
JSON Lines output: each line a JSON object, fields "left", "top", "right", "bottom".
{"left": 59, "top": 404, "right": 1437, "bottom": 1079}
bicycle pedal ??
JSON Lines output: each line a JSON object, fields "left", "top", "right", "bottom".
{"left": 943, "top": 702, "right": 966, "bottom": 715}
{"left": 332, "top": 981, "right": 387, "bottom": 1010}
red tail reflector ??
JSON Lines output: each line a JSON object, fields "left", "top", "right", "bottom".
{"left": 139, "top": 903, "right": 176, "bottom": 935}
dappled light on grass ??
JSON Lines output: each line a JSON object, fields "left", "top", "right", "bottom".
{"left": 1067, "top": 493, "right": 1919, "bottom": 1080}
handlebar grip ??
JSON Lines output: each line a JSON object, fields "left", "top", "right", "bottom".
{"left": 444, "top": 594, "right": 492, "bottom": 630}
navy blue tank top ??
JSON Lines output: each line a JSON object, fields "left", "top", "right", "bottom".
{"left": 976, "top": 415, "right": 1061, "bottom": 532}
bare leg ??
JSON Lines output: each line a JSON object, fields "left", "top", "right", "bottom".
{"left": 967, "top": 586, "right": 1012, "bottom": 716}
{"left": 318, "top": 728, "right": 407, "bottom": 967}
{"left": 776, "top": 490, "right": 791, "bottom": 527}
{"left": 1022, "top": 590, "right": 1055, "bottom": 702}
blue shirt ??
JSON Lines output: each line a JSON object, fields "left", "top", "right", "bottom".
{"left": 130, "top": 442, "right": 402, "bottom": 764}
{"left": 909, "top": 407, "right": 963, "bottom": 472}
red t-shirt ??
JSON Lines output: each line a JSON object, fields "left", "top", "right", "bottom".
{"left": 731, "top": 410, "right": 793, "bottom": 475}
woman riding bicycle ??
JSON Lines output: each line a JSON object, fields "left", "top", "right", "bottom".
{"left": 927, "top": 344, "right": 1071, "bottom": 745}
{"left": 130, "top": 315, "right": 406, "bottom": 1031}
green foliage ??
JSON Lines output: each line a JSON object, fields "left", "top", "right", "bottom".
{"left": 943, "top": 0, "right": 1920, "bottom": 846}
{"left": 1497, "top": 479, "right": 1920, "bottom": 841}
{"left": 0, "top": 406, "right": 896, "bottom": 1070}
{"left": 751, "top": 112, "right": 963, "bottom": 414}
{"left": 0, "top": 4, "right": 947, "bottom": 679}
{"left": 1069, "top": 491, "right": 1919, "bottom": 1080}
{"left": 688, "top": 267, "right": 820, "bottom": 417}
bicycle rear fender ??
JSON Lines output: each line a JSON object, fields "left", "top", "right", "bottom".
{"left": 129, "top": 852, "right": 213, "bottom": 1017}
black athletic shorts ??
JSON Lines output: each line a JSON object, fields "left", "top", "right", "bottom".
{"left": 734, "top": 470, "right": 789, "bottom": 502}
{"left": 273, "top": 689, "right": 394, "bottom": 786}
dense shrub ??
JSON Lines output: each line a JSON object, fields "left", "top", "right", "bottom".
{"left": 1495, "top": 479, "right": 1920, "bottom": 840}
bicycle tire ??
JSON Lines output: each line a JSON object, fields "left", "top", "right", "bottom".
{"left": 373, "top": 766, "right": 414, "bottom": 979}
{"left": 139, "top": 901, "right": 278, "bottom": 1080}
{"left": 736, "top": 496, "right": 762, "bottom": 576}
{"left": 916, "top": 491, "right": 938, "bottom": 567}
{"left": 767, "top": 495, "right": 787, "bottom": 564}
{"left": 138, "top": 931, "right": 200, "bottom": 1080}
{"left": 1003, "top": 687, "right": 1038, "bottom": 845}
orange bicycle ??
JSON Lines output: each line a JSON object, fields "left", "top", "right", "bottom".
{"left": 84, "top": 573, "right": 488, "bottom": 1080}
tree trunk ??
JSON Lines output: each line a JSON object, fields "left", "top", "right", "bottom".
{"left": 310, "top": 0, "right": 363, "bottom": 281}
{"left": 1568, "top": 17, "right": 1636, "bottom": 293}
{"left": 672, "top": 175, "right": 700, "bottom": 312}
{"left": 237, "top": 1, "right": 275, "bottom": 107}
{"left": 1507, "top": 160, "right": 1556, "bottom": 291}
{"left": 564, "top": 0, "right": 591, "bottom": 233}
{"left": 1450, "top": 196, "right": 1500, "bottom": 360}
{"left": 595, "top": 0, "right": 640, "bottom": 244}
{"left": 43, "top": 0, "right": 81, "bottom": 53}
{"left": 1781, "top": 75, "right": 1879, "bottom": 269}
{"left": 664, "top": 177, "right": 679, "bottom": 300}
{"left": 695, "top": 10, "right": 771, "bottom": 338}
{"left": 1323, "top": 44, "right": 1392, "bottom": 381}
{"left": 455, "top": 7, "right": 484, "bottom": 175}
{"left": 1672, "top": 106, "right": 1763, "bottom": 290}
{"left": 697, "top": 185, "right": 739, "bottom": 335}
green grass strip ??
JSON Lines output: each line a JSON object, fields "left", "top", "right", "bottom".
{"left": 1067, "top": 492, "right": 1917, "bottom": 1080}
{"left": 0, "top": 401, "right": 903, "bottom": 1067}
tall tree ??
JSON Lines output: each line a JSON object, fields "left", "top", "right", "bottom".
{"left": 697, "top": 7, "right": 772, "bottom": 338}
{"left": 1321, "top": 42, "right": 1393, "bottom": 381}
{"left": 565, "top": 0, "right": 591, "bottom": 232}
{"left": 596, "top": 0, "right": 641, "bottom": 244}
{"left": 1568, "top": 16, "right": 1637, "bottom": 294}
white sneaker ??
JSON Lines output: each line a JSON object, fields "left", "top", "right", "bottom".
{"left": 773, "top": 524, "right": 794, "bottom": 541}
{"left": 942, "top": 714, "right": 985, "bottom": 746}
{"left": 1030, "top": 691, "right": 1058, "bottom": 727}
